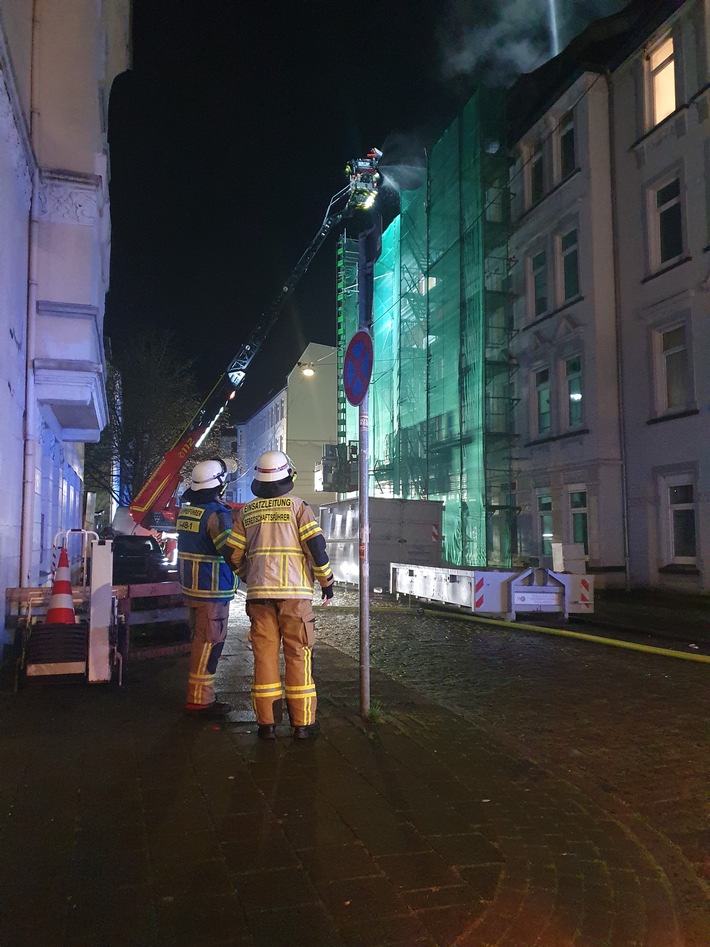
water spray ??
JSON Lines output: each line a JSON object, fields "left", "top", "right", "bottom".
{"left": 547, "top": 0, "right": 560, "bottom": 56}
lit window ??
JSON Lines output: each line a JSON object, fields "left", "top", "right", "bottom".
{"left": 561, "top": 229, "right": 579, "bottom": 301}
{"left": 566, "top": 356, "right": 583, "bottom": 427}
{"left": 650, "top": 37, "right": 676, "bottom": 126}
{"left": 538, "top": 495, "right": 553, "bottom": 557}
{"left": 569, "top": 490, "right": 589, "bottom": 555}
{"left": 655, "top": 178, "right": 683, "bottom": 265}
{"left": 559, "top": 111, "right": 575, "bottom": 179}
{"left": 530, "top": 143, "right": 544, "bottom": 205}
{"left": 665, "top": 477, "right": 696, "bottom": 562}
{"left": 660, "top": 325, "right": 689, "bottom": 410}
{"left": 417, "top": 275, "right": 437, "bottom": 295}
{"left": 532, "top": 250, "right": 547, "bottom": 316}
{"left": 535, "top": 368, "right": 551, "bottom": 435}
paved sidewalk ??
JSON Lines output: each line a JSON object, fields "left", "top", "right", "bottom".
{"left": 0, "top": 601, "right": 708, "bottom": 947}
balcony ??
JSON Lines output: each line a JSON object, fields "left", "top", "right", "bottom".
{"left": 33, "top": 300, "right": 107, "bottom": 442}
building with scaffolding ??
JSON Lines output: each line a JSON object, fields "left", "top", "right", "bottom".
{"left": 337, "top": 0, "right": 710, "bottom": 593}
{"left": 337, "top": 89, "right": 517, "bottom": 569}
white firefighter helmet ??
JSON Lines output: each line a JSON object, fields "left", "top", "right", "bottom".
{"left": 189, "top": 458, "right": 229, "bottom": 492}
{"left": 253, "top": 450, "right": 296, "bottom": 483}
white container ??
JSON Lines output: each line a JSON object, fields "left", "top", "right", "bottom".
{"left": 320, "top": 497, "right": 443, "bottom": 591}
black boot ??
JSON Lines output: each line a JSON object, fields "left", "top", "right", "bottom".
{"left": 292, "top": 721, "right": 320, "bottom": 740}
{"left": 258, "top": 724, "right": 277, "bottom": 740}
{"left": 184, "top": 700, "right": 232, "bottom": 718}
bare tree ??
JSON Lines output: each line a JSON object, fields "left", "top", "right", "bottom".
{"left": 85, "top": 330, "right": 228, "bottom": 520}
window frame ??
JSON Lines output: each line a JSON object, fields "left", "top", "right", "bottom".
{"left": 564, "top": 354, "right": 584, "bottom": 428}
{"left": 558, "top": 110, "right": 576, "bottom": 180}
{"left": 652, "top": 319, "right": 693, "bottom": 416}
{"left": 567, "top": 485, "right": 589, "bottom": 557}
{"left": 647, "top": 34, "right": 676, "bottom": 128}
{"left": 537, "top": 493, "right": 554, "bottom": 558}
{"left": 529, "top": 247, "right": 548, "bottom": 318}
{"left": 529, "top": 141, "right": 545, "bottom": 206}
{"left": 660, "top": 472, "right": 697, "bottom": 566}
{"left": 647, "top": 171, "right": 685, "bottom": 272}
{"left": 534, "top": 366, "right": 551, "bottom": 436}
{"left": 559, "top": 227, "right": 580, "bottom": 303}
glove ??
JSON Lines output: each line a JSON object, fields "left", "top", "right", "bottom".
{"left": 321, "top": 584, "right": 334, "bottom": 603}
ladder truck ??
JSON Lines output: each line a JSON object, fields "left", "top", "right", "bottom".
{"left": 124, "top": 149, "right": 382, "bottom": 533}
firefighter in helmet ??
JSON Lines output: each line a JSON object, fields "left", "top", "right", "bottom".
{"left": 177, "top": 458, "right": 242, "bottom": 717}
{"left": 229, "top": 450, "right": 334, "bottom": 739}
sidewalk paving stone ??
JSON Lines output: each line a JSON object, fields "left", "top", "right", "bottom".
{"left": 0, "top": 593, "right": 708, "bottom": 946}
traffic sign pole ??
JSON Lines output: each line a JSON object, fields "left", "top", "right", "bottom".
{"left": 358, "top": 390, "right": 370, "bottom": 717}
{"left": 355, "top": 219, "right": 381, "bottom": 718}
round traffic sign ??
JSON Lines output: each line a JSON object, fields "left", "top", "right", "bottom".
{"left": 343, "top": 330, "right": 373, "bottom": 406}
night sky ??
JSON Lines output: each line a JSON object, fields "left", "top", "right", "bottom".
{"left": 106, "top": 0, "right": 626, "bottom": 418}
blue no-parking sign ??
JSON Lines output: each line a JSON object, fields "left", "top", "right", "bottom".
{"left": 343, "top": 330, "right": 373, "bottom": 407}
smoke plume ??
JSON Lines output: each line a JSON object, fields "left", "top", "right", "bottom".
{"left": 438, "top": 0, "right": 629, "bottom": 86}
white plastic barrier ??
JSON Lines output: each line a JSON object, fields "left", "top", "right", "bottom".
{"left": 390, "top": 563, "right": 518, "bottom": 616}
{"left": 509, "top": 568, "right": 565, "bottom": 619}
{"left": 471, "top": 571, "right": 520, "bottom": 614}
{"left": 554, "top": 573, "right": 594, "bottom": 615}
{"left": 390, "top": 562, "right": 594, "bottom": 619}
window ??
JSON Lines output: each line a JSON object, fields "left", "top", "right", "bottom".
{"left": 560, "top": 229, "right": 579, "bottom": 301}
{"left": 655, "top": 178, "right": 683, "bottom": 264}
{"left": 649, "top": 37, "right": 676, "bottom": 126}
{"left": 486, "top": 178, "right": 505, "bottom": 223}
{"left": 565, "top": 356, "right": 583, "bottom": 426}
{"left": 538, "top": 495, "right": 553, "bottom": 557}
{"left": 532, "top": 250, "right": 547, "bottom": 316}
{"left": 559, "top": 111, "right": 575, "bottom": 179}
{"left": 660, "top": 325, "right": 689, "bottom": 410}
{"left": 665, "top": 477, "right": 696, "bottom": 562}
{"left": 535, "top": 368, "right": 551, "bottom": 435}
{"left": 530, "top": 142, "right": 544, "bottom": 205}
{"left": 569, "top": 490, "right": 589, "bottom": 555}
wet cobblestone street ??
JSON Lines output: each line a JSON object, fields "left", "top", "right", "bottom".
{"left": 1, "top": 593, "right": 707, "bottom": 946}
{"left": 315, "top": 599, "right": 710, "bottom": 937}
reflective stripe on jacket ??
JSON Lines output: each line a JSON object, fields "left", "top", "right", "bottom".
{"left": 230, "top": 494, "right": 333, "bottom": 600}
{"left": 177, "top": 500, "right": 238, "bottom": 602}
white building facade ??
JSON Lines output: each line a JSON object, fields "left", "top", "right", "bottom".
{"left": 231, "top": 342, "right": 338, "bottom": 515}
{"left": 611, "top": 0, "right": 710, "bottom": 590}
{"left": 508, "top": 0, "right": 710, "bottom": 591}
{"left": 0, "top": 1, "right": 130, "bottom": 654}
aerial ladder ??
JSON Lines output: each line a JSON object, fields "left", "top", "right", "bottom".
{"left": 127, "top": 149, "right": 382, "bottom": 531}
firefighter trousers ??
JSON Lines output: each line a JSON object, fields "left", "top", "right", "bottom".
{"left": 246, "top": 599, "right": 316, "bottom": 727}
{"left": 185, "top": 600, "right": 230, "bottom": 707}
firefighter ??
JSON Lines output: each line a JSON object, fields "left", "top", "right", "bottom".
{"left": 229, "top": 450, "right": 334, "bottom": 739}
{"left": 177, "top": 458, "right": 241, "bottom": 717}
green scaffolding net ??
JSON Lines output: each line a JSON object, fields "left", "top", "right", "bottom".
{"left": 337, "top": 89, "right": 516, "bottom": 568}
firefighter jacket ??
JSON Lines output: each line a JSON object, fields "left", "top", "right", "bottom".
{"left": 229, "top": 494, "right": 333, "bottom": 600}
{"left": 176, "top": 500, "right": 239, "bottom": 603}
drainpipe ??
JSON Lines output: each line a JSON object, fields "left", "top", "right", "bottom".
{"left": 606, "top": 70, "right": 631, "bottom": 591}
{"left": 20, "top": 2, "right": 41, "bottom": 587}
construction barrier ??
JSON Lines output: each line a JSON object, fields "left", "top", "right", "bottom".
{"left": 390, "top": 562, "right": 594, "bottom": 620}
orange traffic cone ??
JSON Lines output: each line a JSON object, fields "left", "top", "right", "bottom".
{"left": 46, "top": 547, "right": 76, "bottom": 624}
